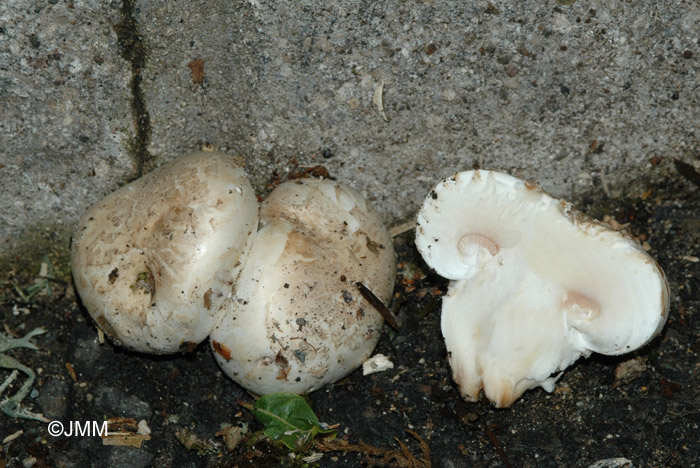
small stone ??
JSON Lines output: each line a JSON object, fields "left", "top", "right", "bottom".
{"left": 504, "top": 63, "right": 519, "bottom": 77}
{"left": 517, "top": 45, "right": 531, "bottom": 57}
{"left": 586, "top": 458, "right": 633, "bottom": 468}
{"left": 682, "top": 50, "right": 693, "bottom": 59}
{"left": 362, "top": 354, "right": 394, "bottom": 375}
{"left": 137, "top": 420, "right": 151, "bottom": 436}
{"left": 423, "top": 43, "right": 438, "bottom": 55}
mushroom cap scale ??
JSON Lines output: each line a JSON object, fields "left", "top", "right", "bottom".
{"left": 210, "top": 178, "right": 396, "bottom": 395}
{"left": 71, "top": 152, "right": 258, "bottom": 354}
{"left": 260, "top": 178, "right": 370, "bottom": 240}
{"left": 416, "top": 170, "right": 669, "bottom": 407}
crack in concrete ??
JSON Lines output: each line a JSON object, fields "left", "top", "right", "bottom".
{"left": 114, "top": 0, "right": 151, "bottom": 179}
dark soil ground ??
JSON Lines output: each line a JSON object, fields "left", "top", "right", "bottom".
{"left": 1, "top": 166, "right": 698, "bottom": 468}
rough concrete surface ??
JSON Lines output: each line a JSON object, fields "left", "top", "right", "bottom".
{"left": 137, "top": 0, "right": 699, "bottom": 221}
{"left": 0, "top": 0, "right": 137, "bottom": 259}
{"left": 1, "top": 0, "right": 699, "bottom": 261}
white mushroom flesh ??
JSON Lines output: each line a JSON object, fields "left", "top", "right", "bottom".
{"left": 210, "top": 178, "right": 396, "bottom": 394}
{"left": 71, "top": 152, "right": 258, "bottom": 354}
{"left": 416, "top": 170, "right": 669, "bottom": 407}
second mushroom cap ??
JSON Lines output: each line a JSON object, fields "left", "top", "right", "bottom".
{"left": 210, "top": 178, "right": 396, "bottom": 395}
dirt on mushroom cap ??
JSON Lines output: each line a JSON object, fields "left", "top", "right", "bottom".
{"left": 70, "top": 152, "right": 258, "bottom": 354}
{"left": 210, "top": 178, "right": 396, "bottom": 395}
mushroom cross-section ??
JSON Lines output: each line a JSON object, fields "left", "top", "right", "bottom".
{"left": 71, "top": 152, "right": 258, "bottom": 354}
{"left": 415, "top": 170, "right": 669, "bottom": 408}
{"left": 210, "top": 178, "right": 396, "bottom": 395}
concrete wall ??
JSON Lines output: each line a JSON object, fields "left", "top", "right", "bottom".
{"left": 1, "top": 0, "right": 698, "bottom": 264}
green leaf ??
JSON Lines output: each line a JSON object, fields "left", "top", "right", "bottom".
{"left": 241, "top": 393, "right": 336, "bottom": 451}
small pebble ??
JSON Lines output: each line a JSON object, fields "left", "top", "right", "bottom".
{"left": 362, "top": 354, "right": 394, "bottom": 375}
{"left": 586, "top": 458, "right": 633, "bottom": 468}
{"left": 137, "top": 420, "right": 151, "bottom": 436}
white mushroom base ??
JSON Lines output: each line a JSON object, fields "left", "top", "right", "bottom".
{"left": 444, "top": 248, "right": 593, "bottom": 408}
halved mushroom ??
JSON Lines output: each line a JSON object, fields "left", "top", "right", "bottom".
{"left": 210, "top": 178, "right": 396, "bottom": 394}
{"left": 416, "top": 170, "right": 669, "bottom": 407}
{"left": 71, "top": 152, "right": 258, "bottom": 354}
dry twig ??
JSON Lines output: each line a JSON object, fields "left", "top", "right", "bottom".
{"left": 484, "top": 424, "right": 513, "bottom": 468}
{"left": 315, "top": 429, "right": 431, "bottom": 467}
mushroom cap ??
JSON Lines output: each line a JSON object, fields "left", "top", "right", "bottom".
{"left": 416, "top": 170, "right": 669, "bottom": 407}
{"left": 210, "top": 178, "right": 396, "bottom": 394}
{"left": 71, "top": 152, "right": 258, "bottom": 354}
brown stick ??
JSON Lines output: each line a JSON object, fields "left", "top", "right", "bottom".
{"left": 356, "top": 282, "right": 398, "bottom": 330}
{"left": 484, "top": 423, "right": 513, "bottom": 468}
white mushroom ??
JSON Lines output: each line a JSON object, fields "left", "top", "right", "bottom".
{"left": 210, "top": 178, "right": 396, "bottom": 394}
{"left": 416, "top": 170, "right": 669, "bottom": 407}
{"left": 71, "top": 152, "right": 258, "bottom": 354}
